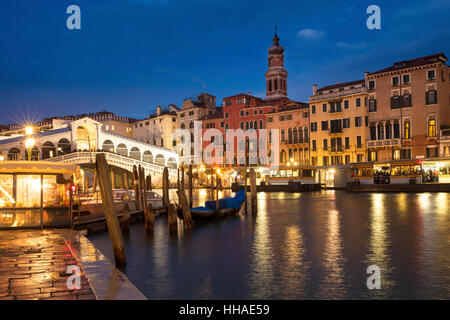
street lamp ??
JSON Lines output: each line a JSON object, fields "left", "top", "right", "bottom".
{"left": 0, "top": 155, "right": 4, "bottom": 161}
{"left": 25, "top": 125, "right": 34, "bottom": 135}
{"left": 25, "top": 138, "right": 35, "bottom": 161}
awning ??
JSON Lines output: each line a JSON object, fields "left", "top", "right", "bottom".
{"left": 0, "top": 161, "right": 76, "bottom": 179}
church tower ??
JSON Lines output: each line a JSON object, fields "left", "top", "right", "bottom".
{"left": 265, "top": 29, "right": 288, "bottom": 100}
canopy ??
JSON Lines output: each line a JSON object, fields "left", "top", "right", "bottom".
{"left": 0, "top": 161, "right": 76, "bottom": 179}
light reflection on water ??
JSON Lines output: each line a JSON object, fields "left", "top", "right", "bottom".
{"left": 88, "top": 190, "right": 450, "bottom": 299}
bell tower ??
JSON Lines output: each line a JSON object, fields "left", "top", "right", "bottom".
{"left": 265, "top": 28, "right": 288, "bottom": 100}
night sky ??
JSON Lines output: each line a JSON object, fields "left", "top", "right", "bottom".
{"left": 0, "top": 0, "right": 449, "bottom": 125}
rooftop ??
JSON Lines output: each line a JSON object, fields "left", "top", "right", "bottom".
{"left": 370, "top": 53, "right": 448, "bottom": 75}
{"left": 317, "top": 79, "right": 365, "bottom": 92}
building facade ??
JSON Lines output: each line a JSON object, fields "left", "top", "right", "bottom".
{"left": 309, "top": 80, "right": 368, "bottom": 166}
{"left": 266, "top": 102, "right": 310, "bottom": 166}
{"left": 366, "top": 53, "right": 450, "bottom": 161}
{"left": 132, "top": 105, "right": 179, "bottom": 150}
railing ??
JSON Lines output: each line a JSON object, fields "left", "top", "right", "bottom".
{"left": 309, "top": 87, "right": 366, "bottom": 101}
{"left": 367, "top": 139, "right": 401, "bottom": 148}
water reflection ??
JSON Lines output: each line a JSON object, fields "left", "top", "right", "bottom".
{"left": 89, "top": 190, "right": 450, "bottom": 299}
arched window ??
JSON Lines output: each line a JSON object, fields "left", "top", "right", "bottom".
{"left": 377, "top": 122, "right": 384, "bottom": 140}
{"left": 259, "top": 120, "right": 263, "bottom": 129}
{"left": 181, "top": 123, "right": 185, "bottom": 129}
{"left": 280, "top": 150, "right": 286, "bottom": 163}
{"left": 370, "top": 123, "right": 377, "bottom": 140}
{"left": 167, "top": 158, "right": 177, "bottom": 169}
{"left": 288, "top": 128, "right": 293, "bottom": 143}
{"left": 254, "top": 121, "right": 257, "bottom": 130}
{"left": 393, "top": 120, "right": 400, "bottom": 139}
{"left": 58, "top": 138, "right": 71, "bottom": 155}
{"left": 404, "top": 119, "right": 411, "bottom": 139}
{"left": 24, "top": 147, "right": 39, "bottom": 161}
{"left": 42, "top": 141, "right": 56, "bottom": 159}
{"left": 293, "top": 128, "right": 298, "bottom": 143}
{"left": 155, "top": 154, "right": 165, "bottom": 166}
{"left": 428, "top": 117, "right": 436, "bottom": 138}
{"left": 189, "top": 122, "right": 194, "bottom": 129}
{"left": 298, "top": 127, "right": 303, "bottom": 142}
{"left": 385, "top": 121, "right": 392, "bottom": 140}
{"left": 303, "top": 127, "right": 308, "bottom": 142}
{"left": 281, "top": 129, "right": 285, "bottom": 142}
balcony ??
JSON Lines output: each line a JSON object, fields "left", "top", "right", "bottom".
{"left": 366, "top": 139, "right": 401, "bottom": 148}
{"left": 441, "top": 129, "right": 450, "bottom": 139}
{"left": 285, "top": 138, "right": 309, "bottom": 145}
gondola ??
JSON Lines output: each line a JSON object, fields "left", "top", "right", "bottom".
{"left": 178, "top": 190, "right": 246, "bottom": 221}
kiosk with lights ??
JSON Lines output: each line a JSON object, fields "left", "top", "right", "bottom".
{"left": 0, "top": 161, "right": 76, "bottom": 229}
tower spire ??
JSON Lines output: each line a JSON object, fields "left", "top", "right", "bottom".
{"left": 265, "top": 30, "right": 288, "bottom": 100}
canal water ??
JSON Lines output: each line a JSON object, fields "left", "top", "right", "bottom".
{"left": 88, "top": 190, "right": 450, "bottom": 299}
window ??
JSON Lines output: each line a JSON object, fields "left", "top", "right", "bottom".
{"left": 323, "top": 139, "right": 328, "bottom": 151}
{"left": 393, "top": 120, "right": 400, "bottom": 138}
{"left": 426, "top": 89, "right": 437, "bottom": 105}
{"left": 225, "top": 100, "right": 232, "bottom": 107}
{"left": 428, "top": 117, "right": 436, "bottom": 138}
{"left": 392, "top": 149, "right": 400, "bottom": 160}
{"left": 254, "top": 110, "right": 258, "bottom": 115}
{"left": 392, "top": 76, "right": 399, "bottom": 86}
{"left": 274, "top": 79, "right": 278, "bottom": 90}
{"left": 225, "top": 113, "right": 229, "bottom": 118}
{"left": 330, "top": 119, "right": 342, "bottom": 133}
{"left": 312, "top": 140, "right": 317, "bottom": 151}
{"left": 323, "top": 156, "right": 329, "bottom": 166}
{"left": 343, "top": 118, "right": 350, "bottom": 129}
{"left": 403, "top": 74, "right": 410, "bottom": 84}
{"left": 259, "top": 110, "right": 263, "bottom": 114}
{"left": 370, "top": 123, "right": 377, "bottom": 140}
{"left": 281, "top": 129, "right": 285, "bottom": 142}
{"left": 321, "top": 121, "right": 329, "bottom": 131}
{"left": 391, "top": 95, "right": 401, "bottom": 109}
{"left": 268, "top": 80, "right": 272, "bottom": 92}
{"left": 345, "top": 137, "right": 350, "bottom": 149}
{"left": 357, "top": 136, "right": 362, "bottom": 148}
{"left": 369, "top": 99, "right": 377, "bottom": 112}
{"left": 369, "top": 80, "right": 375, "bottom": 90}
{"left": 267, "top": 116, "right": 273, "bottom": 123}
{"left": 329, "top": 102, "right": 336, "bottom": 113}
{"left": 404, "top": 94, "right": 412, "bottom": 107}
{"left": 240, "top": 122, "right": 244, "bottom": 130}
{"left": 336, "top": 101, "right": 342, "bottom": 112}
{"left": 355, "top": 116, "right": 362, "bottom": 127}
{"left": 311, "top": 105, "right": 316, "bottom": 113}
{"left": 344, "top": 100, "right": 349, "bottom": 109}
{"left": 356, "top": 98, "right": 361, "bottom": 107}
{"left": 259, "top": 120, "right": 263, "bottom": 129}
{"left": 369, "top": 151, "right": 377, "bottom": 161}
{"left": 427, "top": 69, "right": 435, "bottom": 80}
{"left": 322, "top": 103, "right": 327, "bottom": 112}
{"left": 385, "top": 121, "right": 392, "bottom": 139}
{"left": 426, "top": 147, "right": 438, "bottom": 158}
{"left": 404, "top": 120, "right": 411, "bottom": 139}
{"left": 377, "top": 123, "right": 384, "bottom": 140}
{"left": 311, "top": 122, "right": 318, "bottom": 132}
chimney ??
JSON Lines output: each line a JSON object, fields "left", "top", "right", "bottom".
{"left": 312, "top": 84, "right": 317, "bottom": 96}
{"left": 364, "top": 71, "right": 370, "bottom": 78}
{"left": 156, "top": 106, "right": 162, "bottom": 116}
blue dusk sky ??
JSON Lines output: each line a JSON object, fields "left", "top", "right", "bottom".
{"left": 0, "top": 0, "right": 449, "bottom": 125}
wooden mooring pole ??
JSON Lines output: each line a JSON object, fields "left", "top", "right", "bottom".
{"left": 162, "top": 167, "right": 169, "bottom": 208}
{"left": 177, "top": 189, "right": 193, "bottom": 229}
{"left": 95, "top": 154, "right": 126, "bottom": 267}
{"left": 181, "top": 166, "right": 185, "bottom": 190}
{"left": 250, "top": 168, "right": 257, "bottom": 215}
{"left": 188, "top": 164, "right": 193, "bottom": 208}
{"left": 146, "top": 175, "right": 152, "bottom": 191}
{"left": 167, "top": 203, "right": 178, "bottom": 233}
{"left": 133, "top": 165, "right": 140, "bottom": 212}
{"left": 121, "top": 202, "right": 131, "bottom": 234}
{"left": 244, "top": 165, "right": 248, "bottom": 215}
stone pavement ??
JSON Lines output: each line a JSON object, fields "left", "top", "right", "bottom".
{"left": 0, "top": 229, "right": 96, "bottom": 300}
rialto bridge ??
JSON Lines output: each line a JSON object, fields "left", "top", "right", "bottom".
{"left": 0, "top": 117, "right": 179, "bottom": 187}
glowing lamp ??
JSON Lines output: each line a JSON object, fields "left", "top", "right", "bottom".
{"left": 25, "top": 126, "right": 34, "bottom": 135}
{"left": 25, "top": 138, "right": 35, "bottom": 149}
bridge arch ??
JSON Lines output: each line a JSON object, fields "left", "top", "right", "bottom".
{"left": 155, "top": 154, "right": 165, "bottom": 166}
{"left": 102, "top": 140, "right": 114, "bottom": 153}
{"left": 142, "top": 150, "right": 153, "bottom": 163}
{"left": 167, "top": 157, "right": 177, "bottom": 169}
{"left": 130, "top": 147, "right": 141, "bottom": 161}
{"left": 116, "top": 143, "right": 128, "bottom": 157}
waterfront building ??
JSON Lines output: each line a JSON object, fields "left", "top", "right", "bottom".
{"left": 177, "top": 93, "right": 217, "bottom": 166}
{"left": 309, "top": 80, "right": 368, "bottom": 166}
{"left": 365, "top": 53, "right": 450, "bottom": 161}
{"left": 132, "top": 105, "right": 179, "bottom": 150}
{"left": 265, "top": 102, "right": 310, "bottom": 166}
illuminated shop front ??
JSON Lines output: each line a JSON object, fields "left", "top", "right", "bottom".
{"left": 0, "top": 161, "right": 76, "bottom": 228}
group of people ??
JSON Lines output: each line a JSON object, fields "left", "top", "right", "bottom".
{"left": 423, "top": 169, "right": 439, "bottom": 183}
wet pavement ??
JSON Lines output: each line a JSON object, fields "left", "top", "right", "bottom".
{"left": 0, "top": 229, "right": 96, "bottom": 300}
